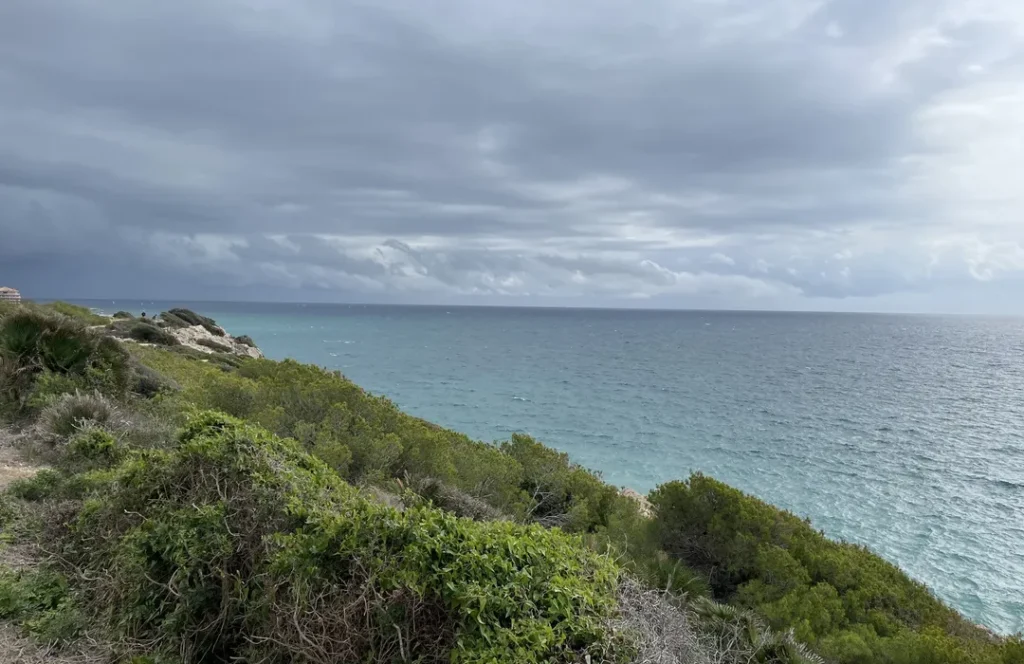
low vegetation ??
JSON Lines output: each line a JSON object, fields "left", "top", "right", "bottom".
{"left": 0, "top": 302, "right": 1020, "bottom": 664}
{"left": 40, "top": 412, "right": 619, "bottom": 663}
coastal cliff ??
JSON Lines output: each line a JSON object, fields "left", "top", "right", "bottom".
{"left": 104, "top": 307, "right": 264, "bottom": 359}
{"left": 0, "top": 301, "right": 1020, "bottom": 664}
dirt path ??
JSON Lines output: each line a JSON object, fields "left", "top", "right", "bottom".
{"left": 0, "top": 429, "right": 39, "bottom": 491}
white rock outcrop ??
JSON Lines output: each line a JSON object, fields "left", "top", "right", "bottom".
{"left": 620, "top": 487, "right": 653, "bottom": 518}
{"left": 169, "top": 324, "right": 264, "bottom": 359}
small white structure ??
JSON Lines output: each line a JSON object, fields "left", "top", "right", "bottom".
{"left": 0, "top": 287, "right": 21, "bottom": 303}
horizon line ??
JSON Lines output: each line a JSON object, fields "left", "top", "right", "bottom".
{"left": 31, "top": 295, "right": 1022, "bottom": 319}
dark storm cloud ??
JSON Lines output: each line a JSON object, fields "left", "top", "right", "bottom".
{"left": 2, "top": 0, "right": 1024, "bottom": 309}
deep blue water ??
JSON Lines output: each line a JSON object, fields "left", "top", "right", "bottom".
{"left": 79, "top": 300, "right": 1024, "bottom": 634}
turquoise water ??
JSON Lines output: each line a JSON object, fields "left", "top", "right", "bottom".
{"left": 85, "top": 301, "right": 1024, "bottom": 633}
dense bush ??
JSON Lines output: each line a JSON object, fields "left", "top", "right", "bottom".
{"left": 112, "top": 311, "right": 134, "bottom": 319}
{"left": 6, "top": 469, "right": 67, "bottom": 502}
{"left": 234, "top": 334, "right": 256, "bottom": 347}
{"left": 59, "top": 428, "right": 126, "bottom": 473}
{"left": 0, "top": 567, "right": 86, "bottom": 647}
{"left": 50, "top": 412, "right": 621, "bottom": 664}
{"left": 502, "top": 432, "right": 621, "bottom": 532}
{"left": 165, "top": 308, "right": 224, "bottom": 336}
{"left": 0, "top": 309, "right": 130, "bottom": 414}
{"left": 127, "top": 321, "right": 179, "bottom": 346}
{"left": 127, "top": 350, "right": 636, "bottom": 531}
{"left": 650, "top": 475, "right": 1017, "bottom": 664}
{"left": 156, "top": 311, "right": 190, "bottom": 328}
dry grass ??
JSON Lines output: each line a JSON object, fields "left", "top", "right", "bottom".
{"left": 612, "top": 577, "right": 711, "bottom": 664}
{"left": 0, "top": 624, "right": 109, "bottom": 664}
{"left": 37, "top": 393, "right": 115, "bottom": 442}
{"left": 0, "top": 430, "right": 43, "bottom": 492}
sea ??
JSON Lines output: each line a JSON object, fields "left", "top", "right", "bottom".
{"left": 77, "top": 300, "right": 1024, "bottom": 634}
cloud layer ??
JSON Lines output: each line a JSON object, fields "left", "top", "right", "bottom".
{"left": 2, "top": 0, "right": 1024, "bottom": 311}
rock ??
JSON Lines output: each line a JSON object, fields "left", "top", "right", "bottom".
{"left": 168, "top": 324, "right": 264, "bottom": 359}
{"left": 620, "top": 487, "right": 654, "bottom": 518}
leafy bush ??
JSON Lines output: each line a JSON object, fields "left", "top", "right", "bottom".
{"left": 650, "top": 475, "right": 1011, "bottom": 664}
{"left": 0, "top": 567, "right": 86, "bottom": 647}
{"left": 112, "top": 311, "right": 134, "bottom": 319}
{"left": 51, "top": 412, "right": 621, "bottom": 664}
{"left": 59, "top": 429, "right": 125, "bottom": 473}
{"left": 501, "top": 433, "right": 620, "bottom": 532}
{"left": 6, "top": 469, "right": 65, "bottom": 502}
{"left": 126, "top": 349, "right": 644, "bottom": 535}
{"left": 127, "top": 322, "right": 179, "bottom": 346}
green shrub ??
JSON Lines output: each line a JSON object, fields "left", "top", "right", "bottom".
{"left": 52, "top": 412, "right": 621, "bottom": 664}
{"left": 501, "top": 433, "right": 620, "bottom": 532}
{"left": 650, "top": 475, "right": 1007, "bottom": 664}
{"left": 0, "top": 309, "right": 51, "bottom": 360}
{"left": 6, "top": 469, "right": 66, "bottom": 501}
{"left": 128, "top": 322, "right": 179, "bottom": 346}
{"left": 0, "top": 567, "right": 86, "bottom": 647}
{"left": 234, "top": 334, "right": 256, "bottom": 347}
{"left": 0, "top": 310, "right": 130, "bottom": 413}
{"left": 59, "top": 429, "right": 125, "bottom": 473}
{"left": 125, "top": 351, "right": 626, "bottom": 531}
{"left": 156, "top": 311, "right": 189, "bottom": 328}
{"left": 26, "top": 370, "right": 90, "bottom": 411}
{"left": 112, "top": 311, "right": 134, "bottom": 319}
{"left": 165, "top": 308, "right": 224, "bottom": 336}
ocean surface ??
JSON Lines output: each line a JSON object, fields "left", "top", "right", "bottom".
{"left": 80, "top": 301, "right": 1024, "bottom": 634}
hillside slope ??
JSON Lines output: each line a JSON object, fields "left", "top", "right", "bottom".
{"left": 0, "top": 302, "right": 1020, "bottom": 664}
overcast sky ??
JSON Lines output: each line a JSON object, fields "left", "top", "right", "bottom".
{"left": 2, "top": 0, "right": 1024, "bottom": 312}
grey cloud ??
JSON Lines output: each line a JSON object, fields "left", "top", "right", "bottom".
{"left": 2, "top": 0, "right": 1024, "bottom": 310}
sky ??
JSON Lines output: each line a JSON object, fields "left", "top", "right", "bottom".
{"left": 2, "top": 0, "right": 1024, "bottom": 313}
